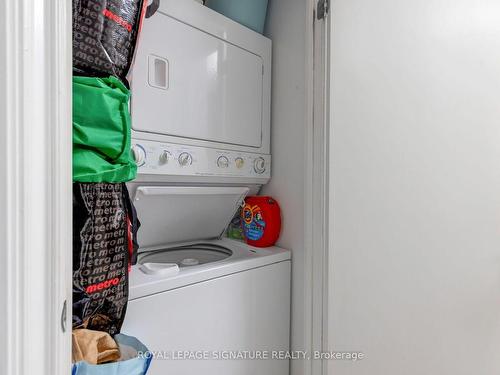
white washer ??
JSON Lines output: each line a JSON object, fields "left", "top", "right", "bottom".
{"left": 121, "top": 182, "right": 291, "bottom": 375}
{"left": 122, "top": 238, "right": 291, "bottom": 375}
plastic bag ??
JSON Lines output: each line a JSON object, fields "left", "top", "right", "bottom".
{"left": 73, "top": 183, "right": 139, "bottom": 335}
{"left": 73, "top": 76, "right": 137, "bottom": 183}
{"left": 72, "top": 334, "right": 152, "bottom": 375}
{"left": 73, "top": 0, "right": 147, "bottom": 80}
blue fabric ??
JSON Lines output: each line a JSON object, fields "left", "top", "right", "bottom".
{"left": 205, "top": 0, "right": 269, "bottom": 33}
{"left": 72, "top": 334, "right": 152, "bottom": 375}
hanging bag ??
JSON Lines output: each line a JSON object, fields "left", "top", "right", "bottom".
{"left": 73, "top": 76, "right": 137, "bottom": 183}
{"left": 73, "top": 183, "right": 139, "bottom": 335}
{"left": 73, "top": 0, "right": 148, "bottom": 81}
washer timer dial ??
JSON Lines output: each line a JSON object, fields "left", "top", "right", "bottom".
{"left": 253, "top": 157, "right": 266, "bottom": 174}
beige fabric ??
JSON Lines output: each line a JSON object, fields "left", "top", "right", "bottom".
{"left": 72, "top": 329, "right": 121, "bottom": 365}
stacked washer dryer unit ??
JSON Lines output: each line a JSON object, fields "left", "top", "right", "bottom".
{"left": 121, "top": 1, "right": 291, "bottom": 375}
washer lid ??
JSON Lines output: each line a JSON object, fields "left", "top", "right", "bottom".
{"left": 133, "top": 186, "right": 249, "bottom": 251}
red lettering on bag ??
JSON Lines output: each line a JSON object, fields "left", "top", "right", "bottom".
{"left": 102, "top": 9, "right": 132, "bottom": 32}
{"left": 86, "top": 277, "right": 120, "bottom": 294}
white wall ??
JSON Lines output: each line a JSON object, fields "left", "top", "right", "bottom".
{"left": 262, "top": 1, "right": 311, "bottom": 375}
{"left": 329, "top": 1, "right": 500, "bottom": 374}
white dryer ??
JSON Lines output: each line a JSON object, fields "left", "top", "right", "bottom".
{"left": 130, "top": 0, "right": 272, "bottom": 182}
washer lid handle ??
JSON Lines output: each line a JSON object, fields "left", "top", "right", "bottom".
{"left": 139, "top": 262, "right": 180, "bottom": 276}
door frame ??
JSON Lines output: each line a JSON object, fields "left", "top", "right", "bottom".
{"left": 0, "top": 1, "right": 72, "bottom": 374}
{"left": 306, "top": 0, "right": 331, "bottom": 374}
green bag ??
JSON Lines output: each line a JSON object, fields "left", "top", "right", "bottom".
{"left": 73, "top": 76, "right": 137, "bottom": 182}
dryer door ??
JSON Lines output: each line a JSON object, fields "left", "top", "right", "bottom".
{"left": 131, "top": 8, "right": 264, "bottom": 148}
{"left": 133, "top": 186, "right": 249, "bottom": 250}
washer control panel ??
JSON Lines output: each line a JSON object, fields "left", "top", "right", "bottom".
{"left": 131, "top": 140, "right": 271, "bottom": 179}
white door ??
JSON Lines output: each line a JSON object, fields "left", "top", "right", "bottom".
{"left": 328, "top": 1, "right": 500, "bottom": 374}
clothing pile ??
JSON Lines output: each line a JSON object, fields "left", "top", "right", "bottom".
{"left": 71, "top": 1, "right": 150, "bottom": 373}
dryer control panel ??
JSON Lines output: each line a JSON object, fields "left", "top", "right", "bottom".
{"left": 131, "top": 139, "right": 271, "bottom": 179}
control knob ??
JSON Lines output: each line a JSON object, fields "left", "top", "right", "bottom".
{"left": 178, "top": 152, "right": 193, "bottom": 167}
{"left": 254, "top": 157, "right": 266, "bottom": 174}
{"left": 217, "top": 156, "right": 230, "bottom": 168}
{"left": 235, "top": 157, "right": 245, "bottom": 169}
{"left": 159, "top": 150, "right": 172, "bottom": 164}
{"left": 131, "top": 144, "right": 146, "bottom": 167}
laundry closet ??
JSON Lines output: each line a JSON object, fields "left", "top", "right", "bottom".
{"left": 71, "top": 1, "right": 312, "bottom": 375}
{"left": 8, "top": 1, "right": 500, "bottom": 375}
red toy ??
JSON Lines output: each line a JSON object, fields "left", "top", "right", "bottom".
{"left": 241, "top": 196, "right": 281, "bottom": 248}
